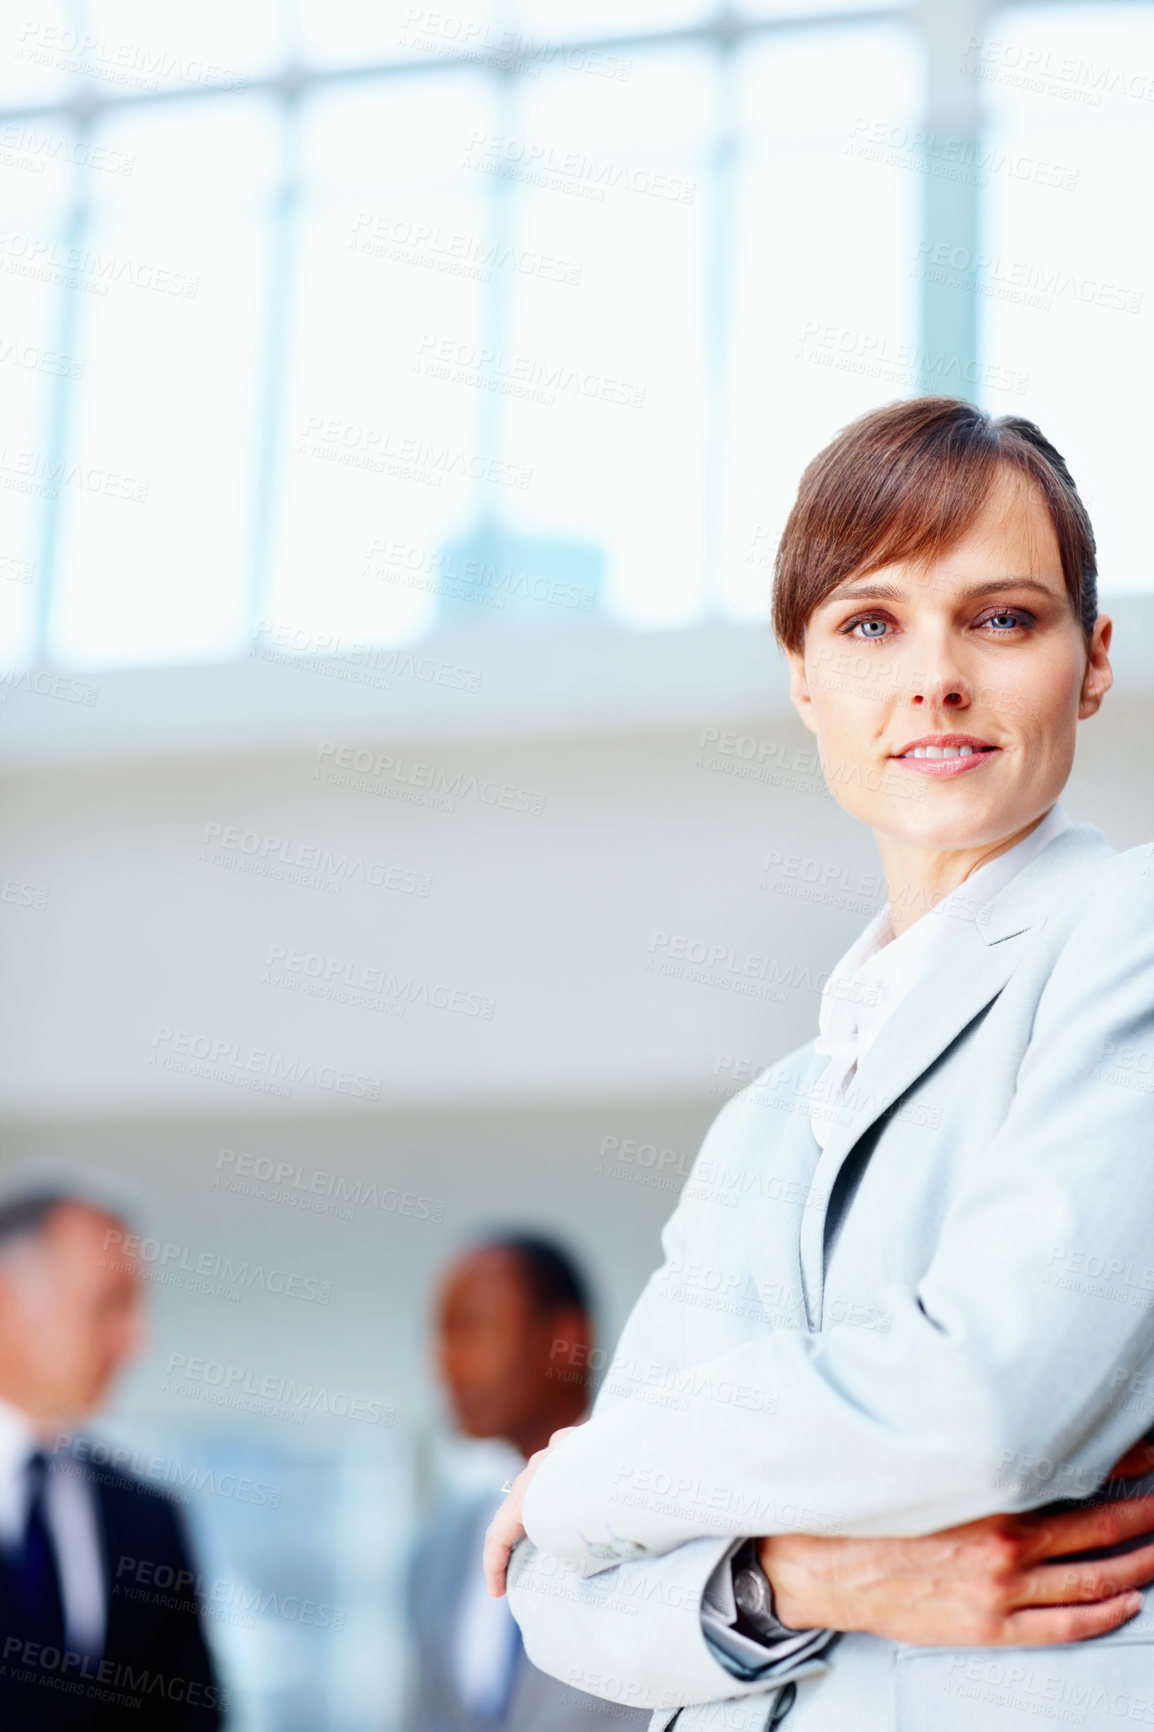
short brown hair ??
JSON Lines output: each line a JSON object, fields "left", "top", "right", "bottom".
{"left": 771, "top": 396, "right": 1097, "bottom": 653}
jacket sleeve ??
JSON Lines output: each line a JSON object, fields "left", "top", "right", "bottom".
{"left": 508, "top": 1047, "right": 840, "bottom": 1700}
{"left": 506, "top": 1534, "right": 833, "bottom": 1712}
{"left": 523, "top": 851, "right": 1154, "bottom": 1569}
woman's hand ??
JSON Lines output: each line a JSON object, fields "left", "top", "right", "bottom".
{"left": 483, "top": 1427, "right": 578, "bottom": 1597}
{"left": 759, "top": 1484, "right": 1154, "bottom": 1647}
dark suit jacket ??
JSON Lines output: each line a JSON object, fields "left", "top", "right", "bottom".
{"left": 406, "top": 1489, "right": 647, "bottom": 1732}
{"left": 0, "top": 1459, "right": 225, "bottom": 1730}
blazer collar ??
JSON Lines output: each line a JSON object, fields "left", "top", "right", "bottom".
{"left": 977, "top": 821, "right": 1113, "bottom": 944}
{"left": 798, "top": 821, "right": 1114, "bottom": 1322}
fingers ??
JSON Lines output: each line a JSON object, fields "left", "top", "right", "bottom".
{"left": 481, "top": 1439, "right": 567, "bottom": 1597}
{"left": 1023, "top": 1491, "right": 1154, "bottom": 1564}
{"left": 482, "top": 1496, "right": 525, "bottom": 1598}
{"left": 1005, "top": 1592, "right": 1144, "bottom": 1648}
{"left": 1110, "top": 1441, "right": 1154, "bottom": 1480}
{"left": 1022, "top": 1540, "right": 1154, "bottom": 1607}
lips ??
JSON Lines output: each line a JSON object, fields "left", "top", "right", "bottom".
{"left": 888, "top": 733, "right": 1000, "bottom": 778}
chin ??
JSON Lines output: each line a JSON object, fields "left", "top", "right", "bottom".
{"left": 877, "top": 796, "right": 1026, "bottom": 854}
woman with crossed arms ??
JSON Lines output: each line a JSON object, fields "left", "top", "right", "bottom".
{"left": 483, "top": 397, "right": 1154, "bottom": 1732}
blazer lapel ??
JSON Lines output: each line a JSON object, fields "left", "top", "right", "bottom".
{"left": 797, "top": 823, "right": 1113, "bottom": 1322}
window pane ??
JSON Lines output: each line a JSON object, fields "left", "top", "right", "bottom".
{"left": 49, "top": 97, "right": 278, "bottom": 668}
{"left": 266, "top": 73, "right": 497, "bottom": 646}
{"left": 499, "top": 46, "right": 712, "bottom": 629}
{"left": 980, "top": 3, "right": 1154, "bottom": 594}
{"left": 720, "top": 24, "right": 921, "bottom": 619}
{"left": 0, "top": 123, "right": 76, "bottom": 666}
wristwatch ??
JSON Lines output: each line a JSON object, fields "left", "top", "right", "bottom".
{"left": 731, "top": 1539, "right": 787, "bottom": 1638}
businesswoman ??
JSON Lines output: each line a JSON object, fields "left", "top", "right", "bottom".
{"left": 485, "top": 398, "right": 1154, "bottom": 1732}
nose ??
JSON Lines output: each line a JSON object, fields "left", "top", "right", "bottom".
{"left": 909, "top": 668, "right": 972, "bottom": 709}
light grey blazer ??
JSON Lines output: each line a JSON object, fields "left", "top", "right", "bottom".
{"left": 507, "top": 824, "right": 1154, "bottom": 1732}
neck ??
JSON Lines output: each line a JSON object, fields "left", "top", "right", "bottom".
{"left": 0, "top": 1376, "right": 55, "bottom": 1435}
{"left": 877, "top": 809, "right": 1052, "bottom": 940}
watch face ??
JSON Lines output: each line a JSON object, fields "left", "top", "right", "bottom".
{"left": 734, "top": 1565, "right": 772, "bottom": 1621}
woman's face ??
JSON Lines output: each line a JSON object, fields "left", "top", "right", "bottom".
{"left": 787, "top": 466, "right": 1113, "bottom": 854}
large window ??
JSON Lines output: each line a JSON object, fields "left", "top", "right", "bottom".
{"left": 0, "top": 0, "right": 1150, "bottom": 674}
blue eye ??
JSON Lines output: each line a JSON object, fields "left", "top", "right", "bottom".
{"left": 987, "top": 612, "right": 1024, "bottom": 631}
{"left": 851, "top": 618, "right": 889, "bottom": 639}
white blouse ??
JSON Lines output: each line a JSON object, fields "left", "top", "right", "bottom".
{"left": 810, "top": 803, "right": 1074, "bottom": 1149}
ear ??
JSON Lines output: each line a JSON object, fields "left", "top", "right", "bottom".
{"left": 1078, "top": 615, "right": 1113, "bottom": 720}
{"left": 542, "top": 1305, "right": 591, "bottom": 1368}
{"left": 786, "top": 646, "right": 818, "bottom": 737}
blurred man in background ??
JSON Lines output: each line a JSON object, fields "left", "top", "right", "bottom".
{"left": 406, "top": 1234, "right": 646, "bottom": 1731}
{"left": 0, "top": 1185, "right": 224, "bottom": 1729}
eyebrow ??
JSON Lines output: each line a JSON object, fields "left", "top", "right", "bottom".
{"left": 818, "top": 576, "right": 1063, "bottom": 607}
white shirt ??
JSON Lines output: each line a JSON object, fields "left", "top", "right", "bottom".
{"left": 810, "top": 804, "right": 1074, "bottom": 1148}
{"left": 453, "top": 1486, "right": 522, "bottom": 1718}
{"left": 0, "top": 1396, "right": 105, "bottom": 1656}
